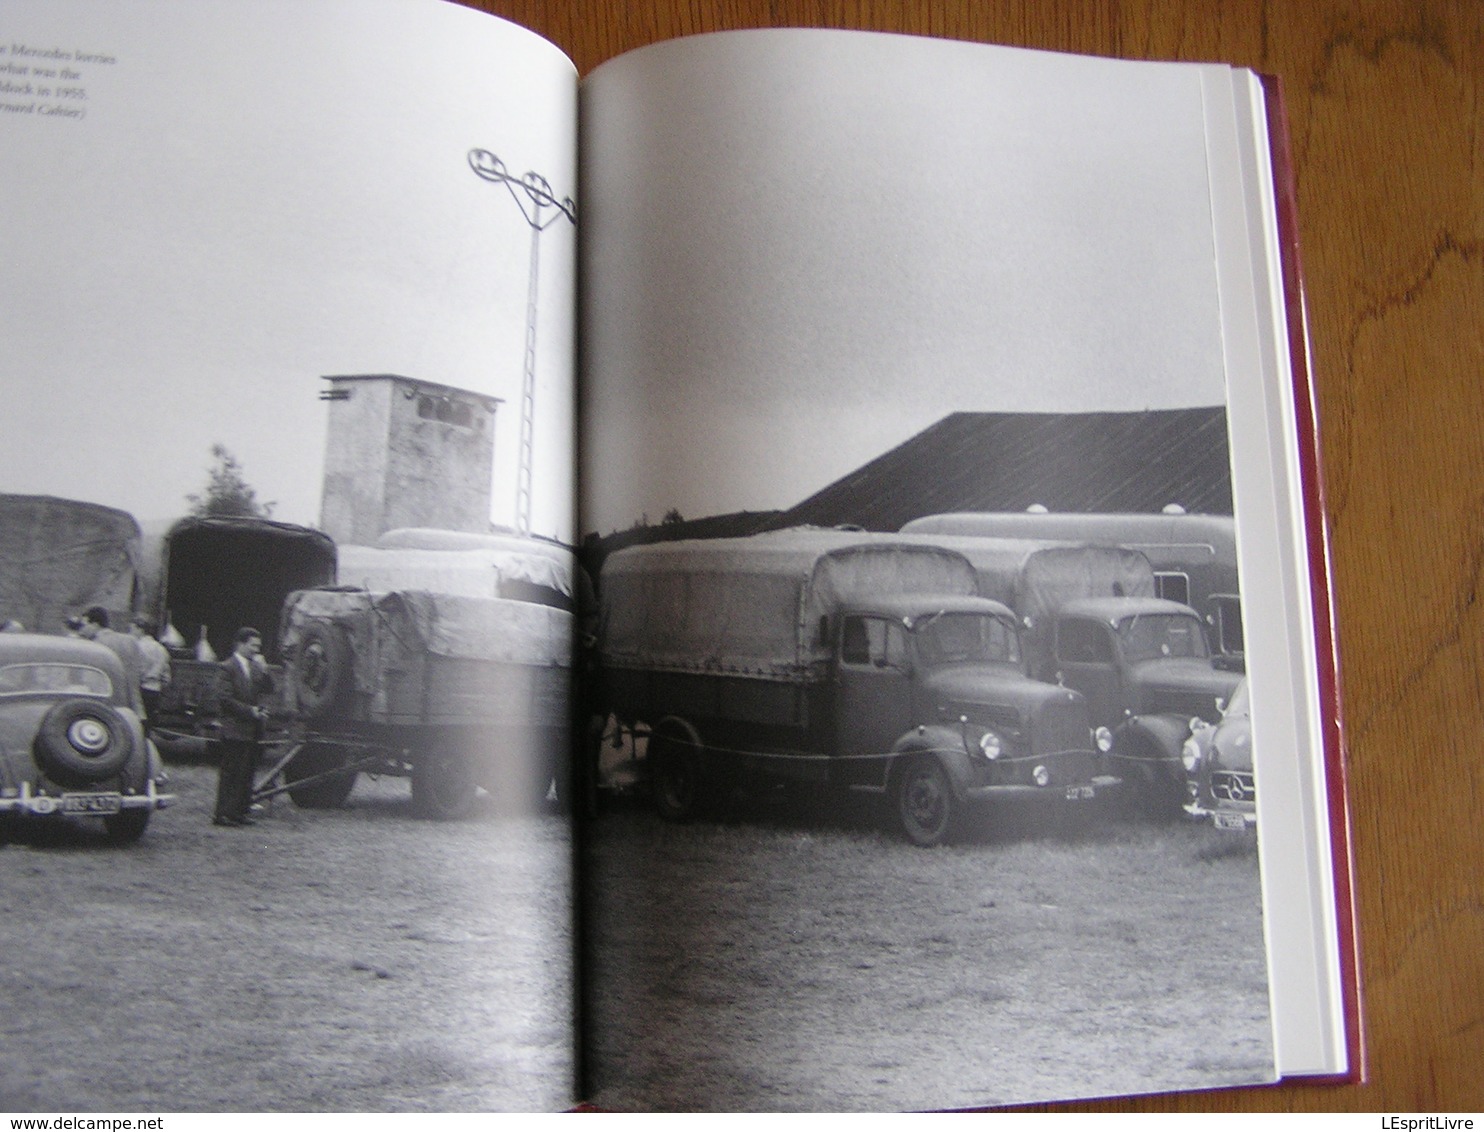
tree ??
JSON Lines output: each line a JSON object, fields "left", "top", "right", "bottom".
{"left": 186, "top": 444, "right": 274, "bottom": 518}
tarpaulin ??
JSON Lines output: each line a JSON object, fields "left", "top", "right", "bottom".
{"left": 0, "top": 495, "right": 141, "bottom": 633}
{"left": 337, "top": 541, "right": 576, "bottom": 601}
{"left": 599, "top": 529, "right": 979, "bottom": 681}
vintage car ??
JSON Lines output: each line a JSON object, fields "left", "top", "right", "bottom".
{"left": 0, "top": 633, "right": 174, "bottom": 843}
{"left": 1181, "top": 676, "right": 1256, "bottom": 831}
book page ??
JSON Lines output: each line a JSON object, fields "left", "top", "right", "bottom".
{"left": 579, "top": 29, "right": 1337, "bottom": 1110}
{"left": 0, "top": 0, "right": 579, "bottom": 1112}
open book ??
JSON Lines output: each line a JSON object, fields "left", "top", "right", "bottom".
{"left": 0, "top": 0, "right": 1359, "bottom": 1113}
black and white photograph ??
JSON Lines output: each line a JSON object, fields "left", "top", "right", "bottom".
{"left": 1, "top": 0, "right": 580, "bottom": 1112}
{"left": 574, "top": 29, "right": 1334, "bottom": 1111}
{"left": 1, "top": 0, "right": 1355, "bottom": 1115}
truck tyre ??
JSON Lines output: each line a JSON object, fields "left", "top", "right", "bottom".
{"left": 286, "top": 743, "right": 358, "bottom": 809}
{"left": 412, "top": 752, "right": 478, "bottom": 820}
{"left": 895, "top": 756, "right": 956, "bottom": 847}
{"left": 35, "top": 700, "right": 135, "bottom": 785}
{"left": 649, "top": 717, "right": 705, "bottom": 822}
{"left": 293, "top": 623, "right": 350, "bottom": 719}
{"left": 102, "top": 809, "right": 151, "bottom": 844}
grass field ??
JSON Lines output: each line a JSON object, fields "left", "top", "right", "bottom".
{"left": 582, "top": 799, "right": 1270, "bottom": 1111}
{"left": 0, "top": 764, "right": 575, "bottom": 1112}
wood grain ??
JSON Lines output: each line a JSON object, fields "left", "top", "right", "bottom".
{"left": 464, "top": 0, "right": 1484, "bottom": 1111}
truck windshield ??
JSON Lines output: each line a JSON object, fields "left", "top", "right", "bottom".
{"left": 1116, "top": 613, "right": 1209, "bottom": 663}
{"left": 913, "top": 613, "right": 1020, "bottom": 666}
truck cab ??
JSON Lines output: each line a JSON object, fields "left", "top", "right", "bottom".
{"left": 1045, "top": 595, "right": 1241, "bottom": 815}
{"left": 832, "top": 595, "right": 1107, "bottom": 841}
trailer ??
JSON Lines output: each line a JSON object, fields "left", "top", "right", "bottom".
{"left": 261, "top": 538, "right": 578, "bottom": 818}
{"left": 259, "top": 587, "right": 572, "bottom": 818}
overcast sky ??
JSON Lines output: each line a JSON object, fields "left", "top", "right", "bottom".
{"left": 0, "top": 0, "right": 577, "bottom": 540}
{"left": 579, "top": 30, "right": 1236, "bottom": 535}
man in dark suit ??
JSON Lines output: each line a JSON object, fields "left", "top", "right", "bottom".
{"left": 213, "top": 626, "right": 274, "bottom": 827}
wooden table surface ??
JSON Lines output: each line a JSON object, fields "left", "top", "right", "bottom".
{"left": 472, "top": 0, "right": 1484, "bottom": 1113}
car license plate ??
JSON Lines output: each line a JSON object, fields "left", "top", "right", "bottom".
{"left": 1065, "top": 785, "right": 1095, "bottom": 801}
{"left": 1213, "top": 811, "right": 1247, "bottom": 831}
{"left": 61, "top": 793, "right": 122, "bottom": 815}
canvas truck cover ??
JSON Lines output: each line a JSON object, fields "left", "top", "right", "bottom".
{"left": 336, "top": 541, "right": 576, "bottom": 605}
{"left": 599, "top": 529, "right": 979, "bottom": 681}
{"left": 902, "top": 511, "right": 1236, "bottom": 579}
{"left": 894, "top": 536, "right": 1155, "bottom": 622}
{"left": 282, "top": 587, "right": 572, "bottom": 671}
{"left": 0, "top": 494, "right": 141, "bottom": 632}
{"left": 895, "top": 535, "right": 1156, "bottom": 671}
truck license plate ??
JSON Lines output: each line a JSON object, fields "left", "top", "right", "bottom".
{"left": 62, "top": 793, "right": 122, "bottom": 815}
{"left": 1213, "top": 811, "right": 1247, "bottom": 831}
{"left": 1065, "top": 785, "right": 1095, "bottom": 801}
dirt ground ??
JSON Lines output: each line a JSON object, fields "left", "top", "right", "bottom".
{"left": 0, "top": 763, "right": 576, "bottom": 1113}
{"left": 582, "top": 797, "right": 1272, "bottom": 1112}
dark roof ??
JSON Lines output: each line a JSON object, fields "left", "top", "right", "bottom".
{"left": 580, "top": 510, "right": 781, "bottom": 577}
{"left": 768, "top": 409, "right": 1231, "bottom": 533}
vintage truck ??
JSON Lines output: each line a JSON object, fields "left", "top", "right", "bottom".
{"left": 263, "top": 535, "right": 577, "bottom": 819}
{"left": 595, "top": 529, "right": 1114, "bottom": 846}
{"left": 139, "top": 516, "right": 338, "bottom": 748}
{"left": 0, "top": 494, "right": 142, "bottom": 634}
{"left": 901, "top": 510, "right": 1244, "bottom": 666}
{"left": 896, "top": 533, "right": 1242, "bottom": 817}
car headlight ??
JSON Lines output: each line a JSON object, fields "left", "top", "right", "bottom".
{"left": 978, "top": 730, "right": 1004, "bottom": 760}
{"left": 1182, "top": 736, "right": 1203, "bottom": 773}
{"left": 1093, "top": 726, "right": 1113, "bottom": 753}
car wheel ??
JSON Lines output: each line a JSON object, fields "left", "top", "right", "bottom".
{"left": 412, "top": 752, "right": 477, "bottom": 820}
{"left": 292, "top": 623, "right": 350, "bottom": 718}
{"left": 286, "top": 743, "right": 358, "bottom": 809}
{"left": 896, "top": 756, "right": 955, "bottom": 847}
{"left": 102, "top": 809, "right": 150, "bottom": 844}
{"left": 35, "top": 699, "right": 134, "bottom": 785}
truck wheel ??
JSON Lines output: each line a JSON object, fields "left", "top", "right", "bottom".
{"left": 293, "top": 623, "right": 349, "bottom": 718}
{"left": 102, "top": 809, "right": 150, "bottom": 844}
{"left": 35, "top": 700, "right": 135, "bottom": 785}
{"left": 896, "top": 756, "right": 955, "bottom": 847}
{"left": 412, "top": 753, "right": 477, "bottom": 820}
{"left": 649, "top": 717, "right": 704, "bottom": 822}
{"left": 286, "top": 743, "right": 358, "bottom": 809}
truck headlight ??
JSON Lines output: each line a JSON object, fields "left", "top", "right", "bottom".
{"left": 978, "top": 730, "right": 1004, "bottom": 760}
{"left": 1182, "top": 736, "right": 1203, "bottom": 773}
{"left": 1093, "top": 726, "right": 1113, "bottom": 753}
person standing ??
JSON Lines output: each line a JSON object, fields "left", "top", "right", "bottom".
{"left": 213, "top": 626, "right": 274, "bottom": 828}
{"left": 129, "top": 615, "right": 172, "bottom": 728}
{"left": 76, "top": 606, "right": 144, "bottom": 711}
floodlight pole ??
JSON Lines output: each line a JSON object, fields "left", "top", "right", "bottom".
{"left": 468, "top": 149, "right": 576, "bottom": 537}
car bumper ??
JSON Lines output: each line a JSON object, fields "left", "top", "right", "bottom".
{"left": 0, "top": 779, "right": 176, "bottom": 816}
{"left": 963, "top": 774, "right": 1121, "bottom": 805}
{"left": 1184, "top": 800, "right": 1256, "bottom": 830}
